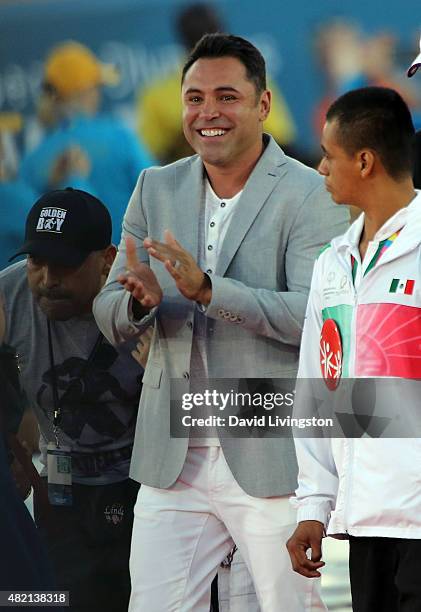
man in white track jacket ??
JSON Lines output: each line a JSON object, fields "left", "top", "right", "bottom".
{"left": 287, "top": 86, "right": 421, "bottom": 612}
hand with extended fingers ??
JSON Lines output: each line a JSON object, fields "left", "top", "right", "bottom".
{"left": 117, "top": 236, "right": 163, "bottom": 314}
{"left": 144, "top": 230, "right": 212, "bottom": 305}
{"left": 286, "top": 520, "right": 326, "bottom": 578}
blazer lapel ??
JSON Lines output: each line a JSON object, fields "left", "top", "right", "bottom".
{"left": 174, "top": 156, "right": 204, "bottom": 259}
{"left": 216, "top": 137, "right": 288, "bottom": 277}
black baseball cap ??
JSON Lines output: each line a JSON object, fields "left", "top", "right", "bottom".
{"left": 10, "top": 187, "right": 112, "bottom": 266}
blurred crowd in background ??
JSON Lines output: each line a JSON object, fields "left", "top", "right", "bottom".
{"left": 0, "top": 0, "right": 420, "bottom": 268}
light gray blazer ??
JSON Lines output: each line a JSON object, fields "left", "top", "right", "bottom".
{"left": 93, "top": 135, "right": 349, "bottom": 497}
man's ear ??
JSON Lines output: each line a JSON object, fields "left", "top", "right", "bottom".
{"left": 358, "top": 150, "right": 375, "bottom": 177}
{"left": 259, "top": 89, "right": 271, "bottom": 122}
{"left": 101, "top": 245, "right": 117, "bottom": 278}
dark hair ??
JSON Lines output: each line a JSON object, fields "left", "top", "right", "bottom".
{"left": 176, "top": 3, "right": 223, "bottom": 51}
{"left": 182, "top": 33, "right": 267, "bottom": 95}
{"left": 326, "top": 86, "right": 415, "bottom": 179}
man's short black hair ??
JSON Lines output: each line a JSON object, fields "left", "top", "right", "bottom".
{"left": 181, "top": 33, "right": 267, "bottom": 95}
{"left": 326, "top": 86, "right": 415, "bottom": 179}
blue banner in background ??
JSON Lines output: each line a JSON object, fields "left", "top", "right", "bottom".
{"left": 0, "top": 0, "right": 420, "bottom": 155}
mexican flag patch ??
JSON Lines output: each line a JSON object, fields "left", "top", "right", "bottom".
{"left": 389, "top": 278, "right": 415, "bottom": 295}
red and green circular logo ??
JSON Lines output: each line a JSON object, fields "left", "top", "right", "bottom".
{"left": 320, "top": 319, "right": 343, "bottom": 390}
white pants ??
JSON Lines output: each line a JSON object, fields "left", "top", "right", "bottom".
{"left": 218, "top": 549, "right": 261, "bottom": 612}
{"left": 129, "top": 447, "right": 325, "bottom": 612}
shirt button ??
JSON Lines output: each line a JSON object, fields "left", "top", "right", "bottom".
{"left": 210, "top": 221, "right": 215, "bottom": 228}
{"left": 183, "top": 372, "right": 190, "bottom": 380}
{"left": 186, "top": 321, "right": 193, "bottom": 329}
{"left": 220, "top": 202, "right": 226, "bottom": 208}
{"left": 207, "top": 245, "right": 213, "bottom": 251}
{"left": 206, "top": 269, "right": 213, "bottom": 274}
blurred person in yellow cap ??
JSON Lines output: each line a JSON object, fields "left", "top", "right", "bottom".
{"left": 36, "top": 41, "right": 118, "bottom": 130}
{"left": 136, "top": 2, "right": 296, "bottom": 164}
{"left": 44, "top": 41, "right": 119, "bottom": 100}
{"left": 407, "top": 33, "right": 421, "bottom": 188}
{"left": 20, "top": 41, "right": 155, "bottom": 244}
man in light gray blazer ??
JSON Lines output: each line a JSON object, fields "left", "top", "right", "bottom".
{"left": 93, "top": 34, "right": 348, "bottom": 612}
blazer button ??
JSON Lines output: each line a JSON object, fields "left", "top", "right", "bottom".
{"left": 186, "top": 321, "right": 193, "bottom": 329}
{"left": 183, "top": 372, "right": 190, "bottom": 380}
{"left": 218, "top": 309, "right": 225, "bottom": 317}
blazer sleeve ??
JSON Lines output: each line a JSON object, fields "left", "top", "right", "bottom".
{"left": 93, "top": 170, "right": 157, "bottom": 345}
{"left": 205, "top": 182, "right": 349, "bottom": 347}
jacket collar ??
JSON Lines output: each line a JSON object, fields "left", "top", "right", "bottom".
{"left": 174, "top": 134, "right": 289, "bottom": 276}
{"left": 332, "top": 191, "right": 421, "bottom": 264}
{"left": 216, "top": 134, "right": 288, "bottom": 276}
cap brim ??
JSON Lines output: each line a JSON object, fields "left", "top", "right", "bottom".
{"left": 407, "top": 51, "right": 421, "bottom": 77}
{"left": 9, "top": 240, "right": 90, "bottom": 267}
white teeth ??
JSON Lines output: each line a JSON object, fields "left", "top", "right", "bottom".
{"left": 200, "top": 129, "right": 226, "bottom": 137}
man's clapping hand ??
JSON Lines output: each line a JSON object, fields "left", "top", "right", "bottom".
{"left": 144, "top": 230, "right": 211, "bottom": 305}
{"left": 117, "top": 236, "right": 163, "bottom": 317}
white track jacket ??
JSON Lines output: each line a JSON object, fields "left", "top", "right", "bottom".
{"left": 293, "top": 193, "right": 421, "bottom": 538}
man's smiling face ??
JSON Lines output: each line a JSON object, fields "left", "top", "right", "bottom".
{"left": 182, "top": 56, "right": 270, "bottom": 169}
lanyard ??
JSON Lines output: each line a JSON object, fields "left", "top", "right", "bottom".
{"left": 351, "top": 228, "right": 402, "bottom": 283}
{"left": 47, "top": 319, "right": 103, "bottom": 447}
